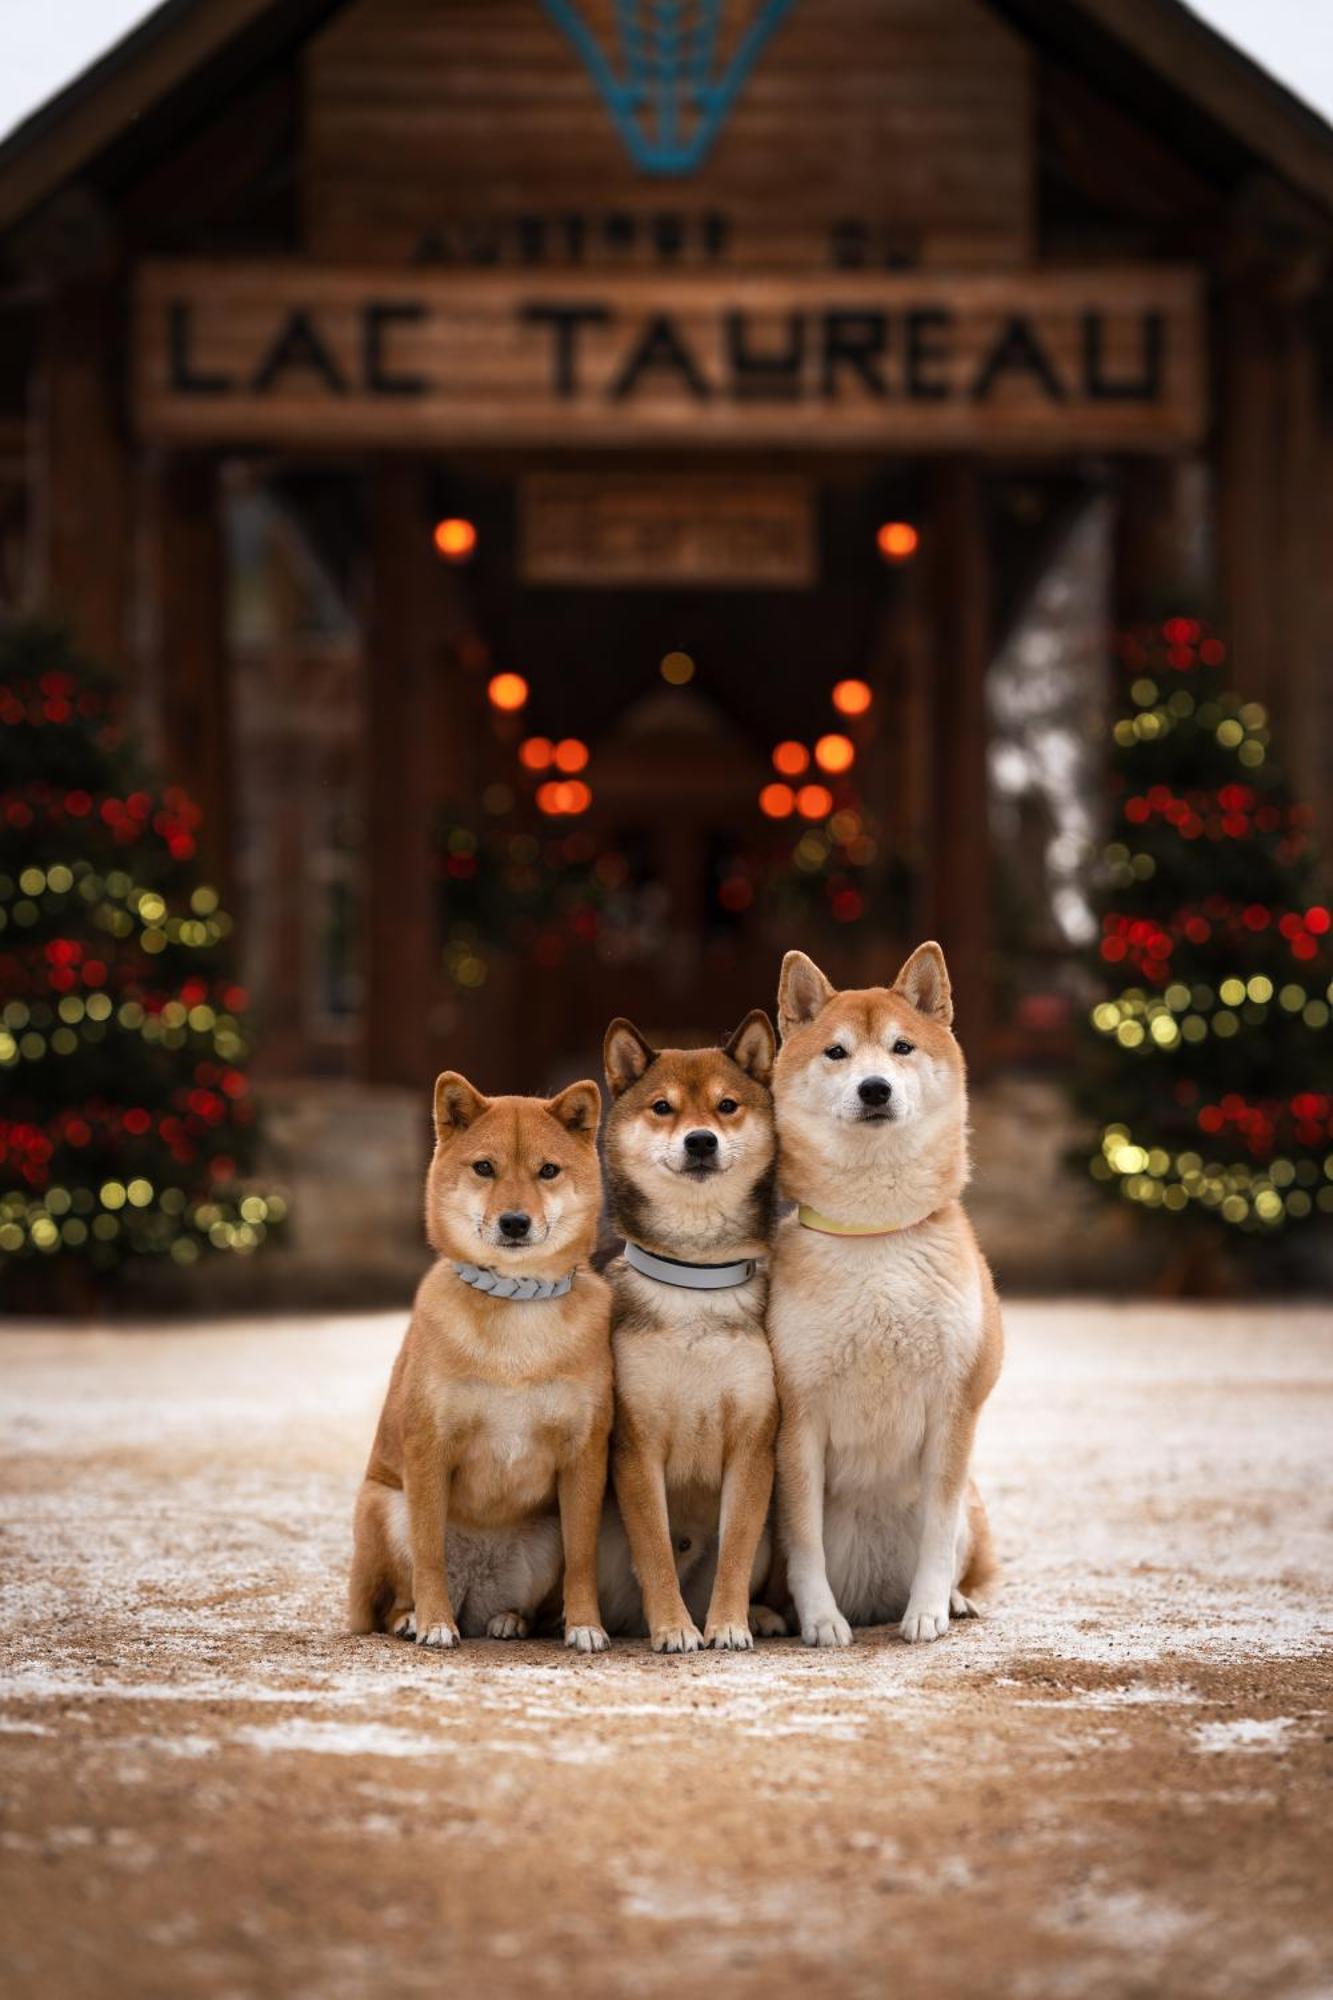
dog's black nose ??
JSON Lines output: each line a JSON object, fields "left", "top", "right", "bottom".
{"left": 498, "top": 1210, "right": 531, "bottom": 1241}
{"left": 858, "top": 1076, "right": 892, "bottom": 1108}
{"left": 683, "top": 1128, "right": 719, "bottom": 1159}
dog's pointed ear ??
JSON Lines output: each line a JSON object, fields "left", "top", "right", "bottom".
{"left": 778, "top": 951, "right": 835, "bottom": 1039}
{"left": 434, "top": 1071, "right": 489, "bottom": 1139}
{"left": 546, "top": 1078, "right": 601, "bottom": 1142}
{"left": 724, "top": 1008, "right": 776, "bottom": 1086}
{"left": 893, "top": 941, "right": 953, "bottom": 1025}
{"left": 604, "top": 1017, "right": 656, "bottom": 1098}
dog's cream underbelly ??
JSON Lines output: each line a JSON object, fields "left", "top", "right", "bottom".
{"left": 381, "top": 1488, "right": 563, "bottom": 1635}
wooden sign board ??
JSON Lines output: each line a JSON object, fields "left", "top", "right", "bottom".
{"left": 520, "top": 473, "right": 816, "bottom": 587}
{"left": 136, "top": 263, "right": 1205, "bottom": 452}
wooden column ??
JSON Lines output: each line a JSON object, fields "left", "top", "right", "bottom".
{"left": 926, "top": 459, "right": 991, "bottom": 1074}
{"left": 1216, "top": 282, "right": 1327, "bottom": 812}
{"left": 143, "top": 453, "right": 233, "bottom": 898}
{"left": 362, "top": 460, "right": 438, "bottom": 1088}
{"left": 30, "top": 282, "right": 131, "bottom": 671}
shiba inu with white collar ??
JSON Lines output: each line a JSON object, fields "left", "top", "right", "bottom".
{"left": 598, "top": 1013, "right": 784, "bottom": 1652}
{"left": 769, "top": 943, "right": 1001, "bottom": 1646}
{"left": 348, "top": 1072, "right": 613, "bottom": 1653}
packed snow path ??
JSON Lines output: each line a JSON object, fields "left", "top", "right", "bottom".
{"left": 1, "top": 1301, "right": 1330, "bottom": 1999}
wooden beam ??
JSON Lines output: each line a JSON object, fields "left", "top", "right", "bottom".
{"left": 362, "top": 460, "right": 437, "bottom": 1089}
{"left": 926, "top": 460, "right": 991, "bottom": 1075}
{"left": 29, "top": 281, "right": 130, "bottom": 672}
{"left": 142, "top": 452, "right": 233, "bottom": 899}
{"left": 1215, "top": 285, "right": 1329, "bottom": 819}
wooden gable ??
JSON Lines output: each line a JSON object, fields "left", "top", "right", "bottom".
{"left": 302, "top": 0, "right": 1034, "bottom": 270}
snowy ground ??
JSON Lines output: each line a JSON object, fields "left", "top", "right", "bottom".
{"left": 0, "top": 1301, "right": 1330, "bottom": 2000}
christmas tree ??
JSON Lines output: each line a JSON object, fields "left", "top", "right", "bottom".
{"left": 1082, "top": 616, "right": 1332, "bottom": 1240}
{"left": 0, "top": 621, "right": 285, "bottom": 1283}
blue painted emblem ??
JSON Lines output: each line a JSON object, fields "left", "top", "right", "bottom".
{"left": 542, "top": 0, "right": 798, "bottom": 176}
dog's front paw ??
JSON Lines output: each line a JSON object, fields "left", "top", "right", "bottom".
{"left": 950, "top": 1588, "right": 981, "bottom": 1620}
{"left": 486, "top": 1611, "right": 528, "bottom": 1641}
{"left": 417, "top": 1620, "right": 460, "bottom": 1649}
{"left": 900, "top": 1602, "right": 949, "bottom": 1644}
{"left": 565, "top": 1624, "right": 609, "bottom": 1654}
{"left": 802, "top": 1611, "right": 853, "bottom": 1648}
{"left": 391, "top": 1609, "right": 417, "bottom": 1640}
{"left": 749, "top": 1603, "right": 788, "bottom": 1639}
{"left": 651, "top": 1621, "right": 702, "bottom": 1654}
{"left": 705, "top": 1620, "right": 753, "bottom": 1651}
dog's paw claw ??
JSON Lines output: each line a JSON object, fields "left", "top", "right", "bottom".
{"left": 565, "top": 1624, "right": 609, "bottom": 1654}
{"left": 651, "top": 1622, "right": 702, "bottom": 1655}
{"left": 417, "top": 1621, "right": 459, "bottom": 1649}
{"left": 748, "top": 1604, "right": 788, "bottom": 1639}
{"left": 900, "top": 1605, "right": 949, "bottom": 1644}
{"left": 391, "top": 1610, "right": 417, "bottom": 1640}
{"left": 705, "top": 1621, "right": 753, "bottom": 1651}
{"left": 486, "top": 1611, "right": 528, "bottom": 1641}
{"left": 802, "top": 1612, "right": 853, "bottom": 1648}
{"left": 949, "top": 1589, "right": 981, "bottom": 1620}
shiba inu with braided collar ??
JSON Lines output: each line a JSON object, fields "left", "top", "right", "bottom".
{"left": 768, "top": 943, "right": 1001, "bottom": 1647}
{"left": 597, "top": 1012, "right": 785, "bottom": 1652}
{"left": 348, "top": 1071, "right": 612, "bottom": 1653}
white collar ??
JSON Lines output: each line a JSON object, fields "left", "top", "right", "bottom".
{"left": 623, "top": 1241, "right": 756, "bottom": 1291}
{"left": 452, "top": 1261, "right": 574, "bottom": 1301}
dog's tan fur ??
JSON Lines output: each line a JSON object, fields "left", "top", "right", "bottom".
{"left": 598, "top": 1013, "right": 782, "bottom": 1651}
{"left": 768, "top": 943, "right": 1002, "bottom": 1647}
{"left": 348, "top": 1072, "right": 613, "bottom": 1652}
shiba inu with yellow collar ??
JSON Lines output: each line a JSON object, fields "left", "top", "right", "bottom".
{"left": 597, "top": 1013, "right": 784, "bottom": 1652}
{"left": 768, "top": 943, "right": 1001, "bottom": 1647}
{"left": 348, "top": 1072, "right": 613, "bottom": 1653}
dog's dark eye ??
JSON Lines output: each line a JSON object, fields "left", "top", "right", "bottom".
{"left": 892, "top": 1039, "right": 915, "bottom": 1057}
{"left": 651, "top": 1099, "right": 673, "bottom": 1116}
{"left": 538, "top": 1162, "right": 560, "bottom": 1180}
{"left": 473, "top": 1160, "right": 495, "bottom": 1178}
{"left": 717, "top": 1097, "right": 739, "bottom": 1116}
{"left": 824, "top": 1044, "right": 847, "bottom": 1061}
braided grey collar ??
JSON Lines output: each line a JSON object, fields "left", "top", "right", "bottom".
{"left": 623, "top": 1241, "right": 756, "bottom": 1291}
{"left": 452, "top": 1261, "right": 575, "bottom": 1301}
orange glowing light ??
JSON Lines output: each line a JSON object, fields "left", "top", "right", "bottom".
{"left": 434, "top": 517, "right": 478, "bottom": 562}
{"left": 487, "top": 672, "right": 529, "bottom": 712}
{"left": 519, "top": 736, "right": 553, "bottom": 771}
{"left": 796, "top": 784, "right": 834, "bottom": 820}
{"left": 772, "top": 741, "right": 810, "bottom": 778}
{"left": 814, "top": 733, "right": 855, "bottom": 774}
{"left": 831, "top": 679, "right": 873, "bottom": 717}
{"left": 877, "top": 520, "right": 919, "bottom": 562}
{"left": 536, "top": 779, "right": 592, "bottom": 816}
{"left": 759, "top": 783, "right": 796, "bottom": 819}
{"left": 553, "top": 738, "right": 589, "bottom": 774}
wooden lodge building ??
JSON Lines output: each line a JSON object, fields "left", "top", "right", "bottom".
{"left": 2, "top": 0, "right": 1333, "bottom": 1278}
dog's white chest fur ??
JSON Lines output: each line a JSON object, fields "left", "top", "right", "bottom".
{"left": 614, "top": 1270, "right": 774, "bottom": 1496}
{"left": 443, "top": 1372, "right": 599, "bottom": 1523}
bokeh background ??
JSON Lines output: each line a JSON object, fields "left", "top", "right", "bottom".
{"left": 1, "top": 0, "right": 1331, "bottom": 1305}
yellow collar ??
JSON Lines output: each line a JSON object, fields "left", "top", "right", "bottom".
{"left": 797, "top": 1203, "right": 903, "bottom": 1239}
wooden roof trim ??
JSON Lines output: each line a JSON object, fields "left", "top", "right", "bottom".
{"left": 1028, "top": 0, "right": 1333, "bottom": 216}
{"left": 0, "top": 0, "right": 275, "bottom": 232}
{"left": 4, "top": 0, "right": 1333, "bottom": 238}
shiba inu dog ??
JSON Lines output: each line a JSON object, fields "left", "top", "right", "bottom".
{"left": 768, "top": 943, "right": 1001, "bottom": 1646}
{"left": 597, "top": 1013, "right": 784, "bottom": 1651}
{"left": 348, "top": 1072, "right": 613, "bottom": 1652}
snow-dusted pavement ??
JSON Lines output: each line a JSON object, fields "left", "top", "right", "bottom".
{"left": 1, "top": 1301, "right": 1330, "bottom": 2000}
